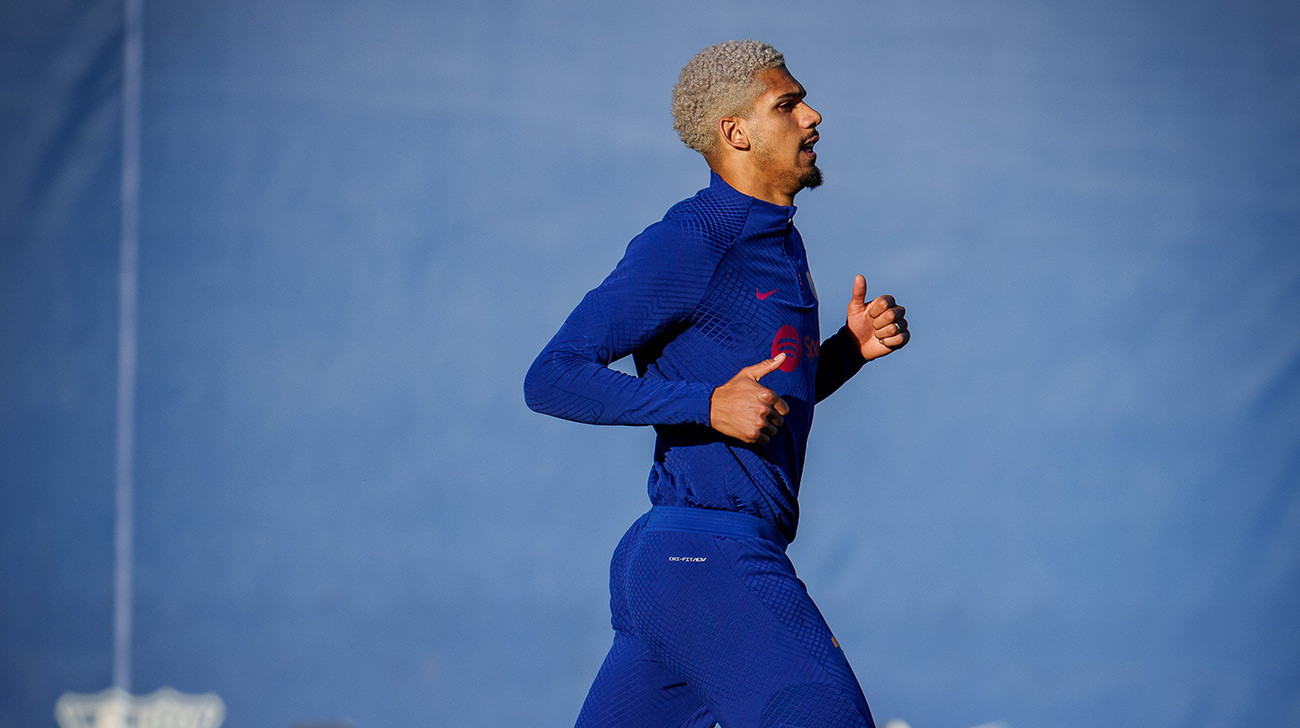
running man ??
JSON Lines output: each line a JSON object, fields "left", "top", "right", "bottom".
{"left": 525, "top": 40, "right": 910, "bottom": 728}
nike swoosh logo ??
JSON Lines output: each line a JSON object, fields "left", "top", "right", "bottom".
{"left": 757, "top": 288, "right": 778, "bottom": 300}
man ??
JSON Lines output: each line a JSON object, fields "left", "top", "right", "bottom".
{"left": 525, "top": 40, "right": 909, "bottom": 728}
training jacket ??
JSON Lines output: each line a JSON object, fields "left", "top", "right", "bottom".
{"left": 525, "top": 172, "right": 866, "bottom": 542}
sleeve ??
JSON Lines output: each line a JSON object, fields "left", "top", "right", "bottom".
{"left": 523, "top": 218, "right": 721, "bottom": 426}
{"left": 814, "top": 324, "right": 868, "bottom": 403}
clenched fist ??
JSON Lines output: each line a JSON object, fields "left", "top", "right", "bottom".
{"left": 846, "top": 274, "right": 909, "bottom": 361}
{"left": 710, "top": 354, "right": 791, "bottom": 444}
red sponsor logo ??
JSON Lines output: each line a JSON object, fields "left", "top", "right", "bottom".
{"left": 757, "top": 288, "right": 778, "bottom": 300}
{"left": 772, "top": 325, "right": 801, "bottom": 370}
{"left": 771, "top": 325, "right": 820, "bottom": 372}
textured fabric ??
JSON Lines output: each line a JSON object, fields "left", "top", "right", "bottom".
{"left": 530, "top": 174, "right": 874, "bottom": 726}
{"left": 525, "top": 173, "right": 866, "bottom": 542}
{"left": 645, "top": 505, "right": 788, "bottom": 548}
{"left": 575, "top": 509, "right": 875, "bottom": 728}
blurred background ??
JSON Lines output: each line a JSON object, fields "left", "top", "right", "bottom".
{"left": 2, "top": 0, "right": 1297, "bottom": 726}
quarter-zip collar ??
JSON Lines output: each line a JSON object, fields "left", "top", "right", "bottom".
{"left": 707, "top": 172, "right": 812, "bottom": 305}
{"left": 709, "top": 171, "right": 797, "bottom": 229}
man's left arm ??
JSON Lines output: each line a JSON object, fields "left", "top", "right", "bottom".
{"left": 815, "top": 274, "right": 910, "bottom": 402}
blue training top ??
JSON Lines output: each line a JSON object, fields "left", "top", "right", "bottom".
{"left": 525, "top": 172, "right": 866, "bottom": 542}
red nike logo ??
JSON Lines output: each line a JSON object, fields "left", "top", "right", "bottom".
{"left": 756, "top": 288, "right": 778, "bottom": 300}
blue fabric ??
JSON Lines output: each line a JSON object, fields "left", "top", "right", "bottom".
{"left": 646, "top": 505, "right": 788, "bottom": 549}
{"left": 527, "top": 175, "right": 876, "bottom": 726}
{"left": 525, "top": 173, "right": 865, "bottom": 542}
{"left": 576, "top": 509, "right": 875, "bottom": 728}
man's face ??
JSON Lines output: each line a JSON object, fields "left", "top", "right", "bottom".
{"left": 744, "top": 66, "right": 823, "bottom": 197}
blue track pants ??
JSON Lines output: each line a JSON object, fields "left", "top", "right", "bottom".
{"left": 575, "top": 507, "right": 875, "bottom": 728}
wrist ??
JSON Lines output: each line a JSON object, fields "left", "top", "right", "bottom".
{"left": 838, "top": 324, "right": 870, "bottom": 363}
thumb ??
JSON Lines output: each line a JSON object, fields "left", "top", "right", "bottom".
{"left": 851, "top": 274, "right": 867, "bottom": 306}
{"left": 741, "top": 353, "right": 786, "bottom": 381}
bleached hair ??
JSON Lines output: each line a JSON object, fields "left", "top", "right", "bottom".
{"left": 672, "top": 40, "right": 786, "bottom": 155}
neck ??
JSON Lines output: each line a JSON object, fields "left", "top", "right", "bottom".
{"left": 707, "top": 159, "right": 795, "bottom": 207}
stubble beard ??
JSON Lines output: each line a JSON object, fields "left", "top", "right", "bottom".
{"left": 800, "top": 164, "right": 823, "bottom": 191}
{"left": 752, "top": 140, "right": 824, "bottom": 197}
{"left": 749, "top": 125, "right": 824, "bottom": 197}
{"left": 785, "top": 161, "right": 822, "bottom": 197}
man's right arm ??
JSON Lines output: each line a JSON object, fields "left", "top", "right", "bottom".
{"left": 523, "top": 221, "right": 718, "bottom": 427}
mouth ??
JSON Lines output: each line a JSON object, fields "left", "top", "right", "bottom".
{"left": 800, "top": 134, "right": 819, "bottom": 161}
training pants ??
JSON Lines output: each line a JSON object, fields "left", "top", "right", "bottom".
{"left": 574, "top": 506, "right": 875, "bottom": 728}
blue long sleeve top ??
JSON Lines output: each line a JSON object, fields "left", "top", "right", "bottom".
{"left": 525, "top": 172, "right": 866, "bottom": 541}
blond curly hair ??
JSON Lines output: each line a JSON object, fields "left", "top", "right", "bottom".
{"left": 671, "top": 40, "right": 786, "bottom": 156}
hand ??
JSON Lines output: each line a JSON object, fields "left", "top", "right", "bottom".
{"left": 846, "top": 274, "right": 909, "bottom": 361}
{"left": 710, "top": 354, "right": 791, "bottom": 444}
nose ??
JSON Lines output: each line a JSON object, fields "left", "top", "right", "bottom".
{"left": 801, "top": 102, "right": 821, "bottom": 129}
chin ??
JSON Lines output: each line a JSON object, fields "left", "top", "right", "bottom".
{"left": 799, "top": 166, "right": 823, "bottom": 191}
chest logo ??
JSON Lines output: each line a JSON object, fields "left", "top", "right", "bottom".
{"left": 756, "top": 288, "right": 778, "bottom": 300}
{"left": 772, "top": 325, "right": 803, "bottom": 371}
{"left": 772, "top": 325, "right": 820, "bottom": 372}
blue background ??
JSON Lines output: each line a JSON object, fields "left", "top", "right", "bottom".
{"left": 2, "top": 1, "right": 1297, "bottom": 726}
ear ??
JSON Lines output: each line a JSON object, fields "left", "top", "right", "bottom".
{"left": 718, "top": 116, "right": 751, "bottom": 151}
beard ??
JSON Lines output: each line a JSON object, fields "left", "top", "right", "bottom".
{"left": 751, "top": 133, "right": 823, "bottom": 196}
{"left": 799, "top": 164, "right": 823, "bottom": 191}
